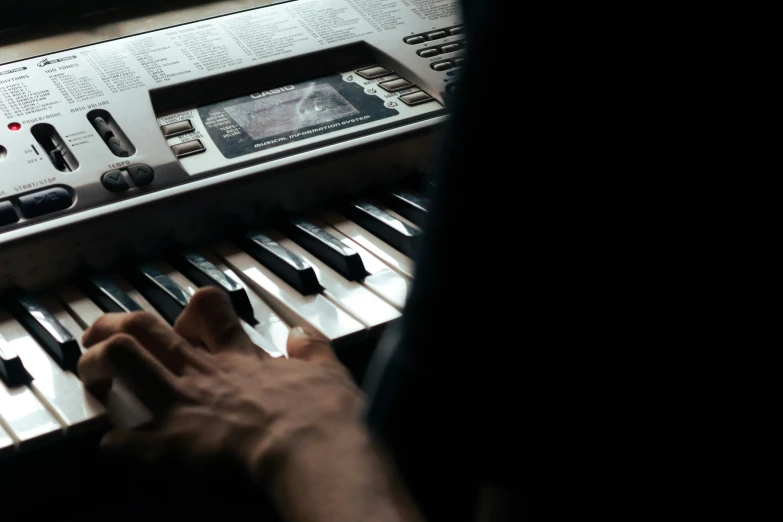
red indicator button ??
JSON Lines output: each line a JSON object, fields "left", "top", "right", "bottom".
{"left": 8, "top": 122, "right": 22, "bottom": 131}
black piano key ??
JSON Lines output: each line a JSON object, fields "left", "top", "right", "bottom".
{"left": 344, "top": 201, "right": 422, "bottom": 256}
{"left": 0, "top": 334, "right": 31, "bottom": 387}
{"left": 285, "top": 219, "right": 367, "bottom": 282}
{"left": 81, "top": 275, "right": 144, "bottom": 314}
{"left": 173, "top": 251, "right": 254, "bottom": 321}
{"left": 8, "top": 293, "right": 81, "bottom": 372}
{"left": 384, "top": 191, "right": 430, "bottom": 227}
{"left": 237, "top": 231, "right": 322, "bottom": 296}
{"left": 127, "top": 264, "right": 190, "bottom": 325}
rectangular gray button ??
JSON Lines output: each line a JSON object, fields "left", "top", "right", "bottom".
{"left": 404, "top": 36, "right": 426, "bottom": 45}
{"left": 399, "top": 91, "right": 434, "bottom": 106}
{"left": 449, "top": 26, "right": 465, "bottom": 35}
{"left": 356, "top": 66, "right": 391, "bottom": 79}
{"left": 418, "top": 48, "right": 440, "bottom": 58}
{"left": 161, "top": 120, "right": 193, "bottom": 138}
{"left": 379, "top": 78, "right": 414, "bottom": 92}
{"left": 454, "top": 57, "right": 466, "bottom": 67}
{"left": 440, "top": 44, "right": 460, "bottom": 54}
{"left": 432, "top": 61, "right": 453, "bottom": 71}
{"left": 171, "top": 140, "right": 205, "bottom": 158}
{"left": 426, "top": 31, "right": 448, "bottom": 40}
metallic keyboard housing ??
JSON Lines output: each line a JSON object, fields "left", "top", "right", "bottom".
{"left": 0, "top": 0, "right": 463, "bottom": 289}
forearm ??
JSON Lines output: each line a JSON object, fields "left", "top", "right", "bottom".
{"left": 260, "top": 424, "right": 424, "bottom": 522}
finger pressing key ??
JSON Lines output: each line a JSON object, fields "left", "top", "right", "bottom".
{"left": 78, "top": 333, "right": 180, "bottom": 413}
{"left": 82, "top": 312, "right": 212, "bottom": 374}
{"left": 174, "top": 287, "right": 256, "bottom": 355}
{"left": 286, "top": 327, "right": 337, "bottom": 365}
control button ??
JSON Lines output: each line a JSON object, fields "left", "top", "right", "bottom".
{"left": 128, "top": 164, "right": 154, "bottom": 187}
{"left": 379, "top": 78, "right": 414, "bottom": 92}
{"left": 49, "top": 149, "right": 67, "bottom": 171}
{"left": 418, "top": 48, "right": 440, "bottom": 58}
{"left": 404, "top": 35, "right": 426, "bottom": 45}
{"left": 18, "top": 187, "right": 73, "bottom": 219}
{"left": 161, "top": 120, "right": 194, "bottom": 138}
{"left": 440, "top": 44, "right": 460, "bottom": 54}
{"left": 171, "top": 140, "right": 206, "bottom": 158}
{"left": 449, "top": 26, "right": 465, "bottom": 35}
{"left": 92, "top": 117, "right": 114, "bottom": 141}
{"left": 432, "top": 61, "right": 453, "bottom": 71}
{"left": 0, "top": 201, "right": 19, "bottom": 227}
{"left": 426, "top": 31, "right": 448, "bottom": 40}
{"left": 107, "top": 137, "right": 131, "bottom": 157}
{"left": 356, "top": 66, "right": 391, "bottom": 79}
{"left": 454, "top": 57, "right": 466, "bottom": 67}
{"left": 101, "top": 170, "right": 129, "bottom": 193}
{"left": 399, "top": 91, "right": 435, "bottom": 106}
{"left": 446, "top": 83, "right": 460, "bottom": 95}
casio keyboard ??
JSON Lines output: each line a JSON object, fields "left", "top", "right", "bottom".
{"left": 0, "top": 0, "right": 463, "bottom": 467}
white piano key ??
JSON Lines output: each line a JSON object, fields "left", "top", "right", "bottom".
{"left": 53, "top": 287, "right": 153, "bottom": 430}
{"left": 0, "top": 307, "right": 106, "bottom": 436}
{"left": 270, "top": 230, "right": 402, "bottom": 329}
{"left": 0, "top": 378, "right": 62, "bottom": 451}
{"left": 188, "top": 249, "right": 290, "bottom": 358}
{"left": 309, "top": 218, "right": 411, "bottom": 310}
{"left": 321, "top": 211, "right": 415, "bottom": 278}
{"left": 0, "top": 317, "right": 63, "bottom": 450}
{"left": 211, "top": 241, "right": 365, "bottom": 346}
{"left": 0, "top": 422, "right": 14, "bottom": 459}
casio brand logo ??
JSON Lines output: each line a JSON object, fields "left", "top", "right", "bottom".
{"left": 251, "top": 85, "right": 295, "bottom": 98}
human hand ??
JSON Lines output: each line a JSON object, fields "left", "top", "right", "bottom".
{"left": 78, "top": 286, "right": 363, "bottom": 481}
{"left": 79, "top": 287, "right": 421, "bottom": 522}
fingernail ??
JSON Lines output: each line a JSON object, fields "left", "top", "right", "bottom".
{"left": 289, "top": 326, "right": 311, "bottom": 341}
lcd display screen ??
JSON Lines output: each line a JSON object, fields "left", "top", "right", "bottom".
{"left": 224, "top": 83, "right": 360, "bottom": 140}
{"left": 198, "top": 73, "right": 403, "bottom": 159}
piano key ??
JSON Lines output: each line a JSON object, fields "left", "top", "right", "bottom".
{"left": 0, "top": 334, "right": 31, "bottom": 387}
{"left": 126, "top": 261, "right": 277, "bottom": 357}
{"left": 178, "top": 249, "right": 289, "bottom": 358}
{"left": 271, "top": 232, "right": 402, "bottom": 330}
{"left": 0, "top": 308, "right": 106, "bottom": 436}
{"left": 7, "top": 292, "right": 82, "bottom": 372}
{"left": 343, "top": 201, "right": 422, "bottom": 256}
{"left": 51, "top": 288, "right": 153, "bottom": 430}
{"left": 321, "top": 211, "right": 414, "bottom": 278}
{"left": 80, "top": 275, "right": 144, "bottom": 314}
{"left": 383, "top": 190, "right": 430, "bottom": 227}
{"left": 127, "top": 262, "right": 197, "bottom": 324}
{"left": 307, "top": 218, "right": 411, "bottom": 310}
{"left": 58, "top": 277, "right": 164, "bottom": 330}
{"left": 284, "top": 219, "right": 367, "bottom": 282}
{"left": 0, "top": 422, "right": 14, "bottom": 459}
{"left": 172, "top": 250, "right": 254, "bottom": 321}
{"left": 0, "top": 371, "right": 62, "bottom": 451}
{"left": 237, "top": 231, "right": 322, "bottom": 296}
{"left": 211, "top": 241, "right": 365, "bottom": 347}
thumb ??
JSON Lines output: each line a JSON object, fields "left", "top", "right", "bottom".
{"left": 286, "top": 327, "right": 336, "bottom": 364}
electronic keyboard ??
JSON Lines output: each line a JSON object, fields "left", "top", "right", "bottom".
{"left": 0, "top": 0, "right": 463, "bottom": 460}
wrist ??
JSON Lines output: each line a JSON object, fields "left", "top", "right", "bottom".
{"left": 250, "top": 421, "right": 418, "bottom": 522}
